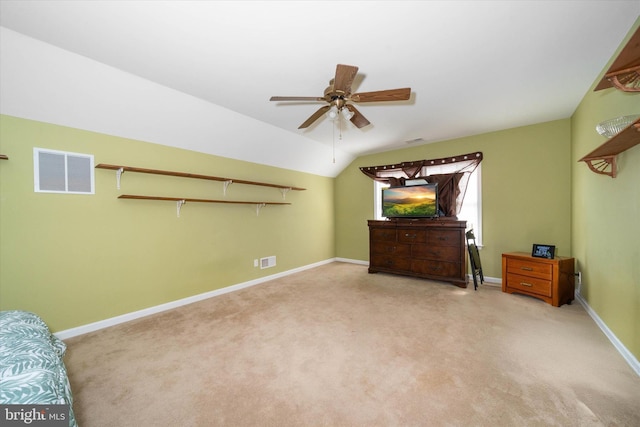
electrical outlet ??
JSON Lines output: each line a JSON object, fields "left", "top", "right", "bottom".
{"left": 254, "top": 259, "right": 258, "bottom": 268}
{"left": 577, "top": 271, "right": 582, "bottom": 286}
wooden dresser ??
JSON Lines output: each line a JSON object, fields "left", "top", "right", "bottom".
{"left": 502, "top": 252, "right": 575, "bottom": 307}
{"left": 368, "top": 219, "right": 467, "bottom": 288}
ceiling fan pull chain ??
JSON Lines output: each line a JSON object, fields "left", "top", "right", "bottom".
{"left": 332, "top": 117, "right": 336, "bottom": 163}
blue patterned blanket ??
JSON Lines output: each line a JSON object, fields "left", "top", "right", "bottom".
{"left": 0, "top": 310, "right": 78, "bottom": 427}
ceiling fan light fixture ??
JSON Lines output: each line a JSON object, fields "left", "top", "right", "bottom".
{"left": 342, "top": 107, "right": 354, "bottom": 120}
{"left": 327, "top": 105, "right": 339, "bottom": 120}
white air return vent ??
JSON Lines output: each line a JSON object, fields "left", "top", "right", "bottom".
{"left": 260, "top": 256, "right": 276, "bottom": 269}
{"left": 34, "top": 148, "right": 94, "bottom": 194}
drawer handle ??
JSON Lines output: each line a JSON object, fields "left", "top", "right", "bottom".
{"left": 520, "top": 267, "right": 534, "bottom": 271}
{"left": 405, "top": 233, "right": 417, "bottom": 238}
{"left": 520, "top": 282, "right": 533, "bottom": 287}
{"left": 387, "top": 246, "right": 396, "bottom": 253}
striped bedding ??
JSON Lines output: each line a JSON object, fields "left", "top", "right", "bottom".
{"left": 0, "top": 310, "right": 78, "bottom": 427}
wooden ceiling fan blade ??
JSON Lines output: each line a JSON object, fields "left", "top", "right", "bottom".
{"left": 333, "top": 64, "right": 359, "bottom": 95}
{"left": 345, "top": 105, "right": 370, "bottom": 129}
{"left": 299, "top": 105, "right": 331, "bottom": 129}
{"left": 270, "top": 96, "right": 325, "bottom": 101}
{"left": 350, "top": 87, "right": 411, "bottom": 102}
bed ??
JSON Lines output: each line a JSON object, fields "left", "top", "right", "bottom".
{"left": 0, "top": 310, "right": 78, "bottom": 427}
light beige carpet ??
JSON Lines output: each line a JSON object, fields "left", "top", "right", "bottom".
{"left": 65, "top": 262, "right": 640, "bottom": 426}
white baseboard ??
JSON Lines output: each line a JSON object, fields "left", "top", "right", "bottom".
{"left": 468, "top": 274, "right": 501, "bottom": 287}
{"left": 575, "top": 292, "right": 640, "bottom": 377}
{"left": 55, "top": 258, "right": 336, "bottom": 340}
{"left": 335, "top": 257, "right": 369, "bottom": 266}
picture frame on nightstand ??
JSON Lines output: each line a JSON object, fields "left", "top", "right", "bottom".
{"left": 532, "top": 244, "right": 555, "bottom": 259}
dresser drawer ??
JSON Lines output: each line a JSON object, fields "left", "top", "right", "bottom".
{"left": 371, "top": 242, "right": 411, "bottom": 257}
{"left": 506, "top": 273, "right": 552, "bottom": 297}
{"left": 397, "top": 229, "right": 426, "bottom": 243}
{"left": 370, "top": 228, "right": 397, "bottom": 242}
{"left": 370, "top": 254, "right": 412, "bottom": 272}
{"left": 425, "top": 230, "right": 460, "bottom": 247}
{"left": 412, "top": 259, "right": 460, "bottom": 278}
{"left": 411, "top": 244, "right": 460, "bottom": 261}
{"left": 506, "top": 258, "right": 552, "bottom": 280}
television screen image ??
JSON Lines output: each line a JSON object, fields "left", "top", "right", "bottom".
{"left": 382, "top": 184, "right": 438, "bottom": 218}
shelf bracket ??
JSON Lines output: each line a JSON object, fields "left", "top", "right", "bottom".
{"left": 606, "top": 65, "right": 640, "bottom": 93}
{"left": 116, "top": 167, "right": 125, "bottom": 190}
{"left": 223, "top": 180, "right": 233, "bottom": 196}
{"left": 280, "top": 187, "right": 291, "bottom": 200}
{"left": 177, "top": 199, "right": 186, "bottom": 217}
{"left": 256, "top": 203, "right": 266, "bottom": 216}
{"left": 582, "top": 156, "right": 617, "bottom": 178}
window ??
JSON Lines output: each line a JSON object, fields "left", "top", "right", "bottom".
{"left": 374, "top": 165, "right": 482, "bottom": 244}
{"left": 34, "top": 148, "right": 94, "bottom": 194}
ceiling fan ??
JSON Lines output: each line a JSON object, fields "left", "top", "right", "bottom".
{"left": 270, "top": 64, "right": 411, "bottom": 129}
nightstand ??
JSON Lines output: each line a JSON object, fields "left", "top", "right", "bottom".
{"left": 502, "top": 252, "right": 575, "bottom": 307}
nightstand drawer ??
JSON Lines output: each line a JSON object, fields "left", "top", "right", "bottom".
{"left": 506, "top": 258, "right": 552, "bottom": 280}
{"left": 506, "top": 273, "right": 552, "bottom": 297}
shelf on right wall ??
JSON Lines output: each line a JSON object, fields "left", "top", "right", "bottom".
{"left": 579, "top": 117, "right": 640, "bottom": 178}
{"left": 579, "top": 26, "right": 640, "bottom": 178}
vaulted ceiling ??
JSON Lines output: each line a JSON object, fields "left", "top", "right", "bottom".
{"left": 1, "top": 1, "right": 638, "bottom": 177}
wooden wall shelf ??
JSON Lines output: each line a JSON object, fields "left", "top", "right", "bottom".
{"left": 0, "top": 155, "right": 8, "bottom": 160}
{"left": 595, "top": 26, "right": 640, "bottom": 93}
{"left": 97, "top": 163, "right": 301, "bottom": 216}
{"left": 579, "top": 117, "right": 640, "bottom": 178}
{"left": 96, "top": 163, "right": 306, "bottom": 196}
{"left": 118, "top": 194, "right": 290, "bottom": 217}
{"left": 582, "top": 26, "right": 640, "bottom": 177}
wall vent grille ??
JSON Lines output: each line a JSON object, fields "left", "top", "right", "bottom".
{"left": 260, "top": 256, "right": 276, "bottom": 269}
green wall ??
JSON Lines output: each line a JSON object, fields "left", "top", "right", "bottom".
{"left": 0, "top": 115, "right": 335, "bottom": 332}
{"left": 571, "top": 19, "right": 640, "bottom": 360}
{"left": 335, "top": 119, "right": 573, "bottom": 279}
{"left": 336, "top": 18, "right": 640, "bottom": 362}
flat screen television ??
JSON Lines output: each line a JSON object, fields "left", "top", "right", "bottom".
{"left": 382, "top": 183, "right": 439, "bottom": 219}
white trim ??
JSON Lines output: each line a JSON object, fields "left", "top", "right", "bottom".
{"left": 575, "top": 292, "right": 640, "bottom": 377}
{"left": 469, "top": 274, "right": 501, "bottom": 287}
{"left": 335, "top": 257, "right": 369, "bottom": 266}
{"left": 55, "top": 258, "right": 335, "bottom": 340}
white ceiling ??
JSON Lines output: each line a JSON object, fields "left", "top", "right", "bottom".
{"left": 1, "top": 1, "right": 639, "bottom": 177}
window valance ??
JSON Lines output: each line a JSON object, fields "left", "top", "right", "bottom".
{"left": 360, "top": 152, "right": 483, "bottom": 218}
